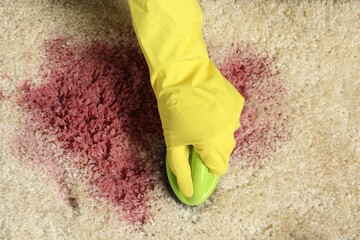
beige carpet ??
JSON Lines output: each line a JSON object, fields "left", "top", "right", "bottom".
{"left": 1, "top": 0, "right": 359, "bottom": 239}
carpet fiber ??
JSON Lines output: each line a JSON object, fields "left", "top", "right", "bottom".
{"left": 0, "top": 0, "right": 359, "bottom": 239}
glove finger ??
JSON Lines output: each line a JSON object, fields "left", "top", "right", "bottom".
{"left": 167, "top": 145, "right": 193, "bottom": 197}
{"left": 194, "top": 132, "right": 236, "bottom": 176}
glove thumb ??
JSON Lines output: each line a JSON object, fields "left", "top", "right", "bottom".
{"left": 167, "top": 145, "right": 193, "bottom": 197}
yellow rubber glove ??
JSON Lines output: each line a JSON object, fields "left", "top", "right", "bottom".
{"left": 128, "top": 0, "right": 244, "bottom": 197}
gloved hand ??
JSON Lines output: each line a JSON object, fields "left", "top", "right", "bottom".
{"left": 128, "top": 0, "right": 244, "bottom": 197}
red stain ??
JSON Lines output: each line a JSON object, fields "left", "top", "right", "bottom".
{"left": 20, "top": 37, "right": 163, "bottom": 224}
{"left": 19, "top": 80, "right": 31, "bottom": 92}
{"left": 220, "top": 47, "right": 288, "bottom": 166}
{"left": 17, "top": 36, "right": 287, "bottom": 224}
{"left": 0, "top": 90, "right": 4, "bottom": 100}
{"left": 16, "top": 124, "right": 75, "bottom": 201}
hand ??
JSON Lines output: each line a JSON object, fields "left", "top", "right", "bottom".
{"left": 128, "top": 0, "right": 244, "bottom": 197}
{"left": 159, "top": 60, "right": 244, "bottom": 197}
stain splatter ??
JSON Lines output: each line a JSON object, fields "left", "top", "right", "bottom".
{"left": 18, "top": 36, "right": 287, "bottom": 224}
{"left": 20, "top": 37, "right": 163, "bottom": 224}
{"left": 220, "top": 47, "right": 288, "bottom": 166}
{"left": 0, "top": 90, "right": 4, "bottom": 100}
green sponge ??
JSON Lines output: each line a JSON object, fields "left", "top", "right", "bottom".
{"left": 166, "top": 148, "right": 220, "bottom": 206}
